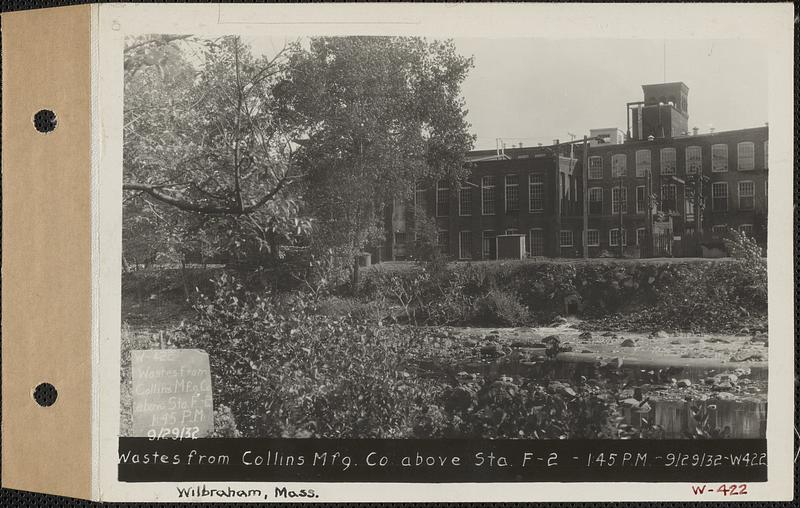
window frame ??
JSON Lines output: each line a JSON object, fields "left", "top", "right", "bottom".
{"left": 711, "top": 144, "right": 728, "bottom": 173}
{"left": 414, "top": 184, "right": 426, "bottom": 214}
{"left": 437, "top": 229, "right": 449, "bottom": 254}
{"left": 435, "top": 179, "right": 449, "bottom": 217}
{"left": 737, "top": 141, "right": 755, "bottom": 171}
{"left": 635, "top": 227, "right": 646, "bottom": 247}
{"left": 559, "top": 230, "right": 574, "bottom": 248}
{"left": 738, "top": 180, "right": 755, "bottom": 211}
{"left": 528, "top": 228, "right": 545, "bottom": 256}
{"left": 635, "top": 149, "right": 651, "bottom": 178}
{"left": 635, "top": 185, "right": 647, "bottom": 214}
{"left": 711, "top": 181, "right": 729, "bottom": 212}
{"left": 528, "top": 173, "right": 544, "bottom": 212}
{"left": 481, "top": 175, "right": 496, "bottom": 216}
{"left": 611, "top": 185, "right": 628, "bottom": 214}
{"left": 458, "top": 230, "right": 472, "bottom": 260}
{"left": 611, "top": 153, "right": 627, "bottom": 178}
{"left": 481, "top": 230, "right": 495, "bottom": 259}
{"left": 504, "top": 174, "right": 520, "bottom": 213}
{"left": 609, "top": 228, "right": 628, "bottom": 247}
{"left": 660, "top": 183, "right": 677, "bottom": 212}
{"left": 588, "top": 186, "right": 603, "bottom": 215}
{"left": 711, "top": 224, "right": 728, "bottom": 238}
{"left": 685, "top": 145, "right": 702, "bottom": 175}
{"left": 659, "top": 147, "right": 676, "bottom": 176}
{"left": 586, "top": 229, "right": 600, "bottom": 247}
{"left": 458, "top": 181, "right": 472, "bottom": 216}
{"left": 739, "top": 224, "right": 754, "bottom": 237}
{"left": 588, "top": 156, "right": 603, "bottom": 180}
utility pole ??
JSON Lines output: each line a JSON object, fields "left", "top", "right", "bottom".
{"left": 553, "top": 140, "right": 561, "bottom": 257}
{"left": 618, "top": 174, "right": 624, "bottom": 258}
{"left": 582, "top": 135, "right": 589, "bottom": 258}
{"left": 645, "top": 169, "right": 652, "bottom": 258}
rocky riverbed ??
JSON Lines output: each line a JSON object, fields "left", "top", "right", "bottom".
{"left": 410, "top": 320, "right": 768, "bottom": 438}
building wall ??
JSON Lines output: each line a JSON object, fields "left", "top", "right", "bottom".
{"left": 568, "top": 125, "right": 768, "bottom": 257}
{"left": 397, "top": 126, "right": 767, "bottom": 261}
{"left": 433, "top": 155, "right": 560, "bottom": 259}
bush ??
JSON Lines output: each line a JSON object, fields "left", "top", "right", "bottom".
{"left": 475, "top": 289, "right": 530, "bottom": 326}
{"left": 360, "top": 258, "right": 766, "bottom": 332}
{"left": 175, "top": 273, "right": 628, "bottom": 438}
{"left": 177, "top": 273, "right": 445, "bottom": 437}
{"left": 315, "top": 296, "right": 388, "bottom": 322}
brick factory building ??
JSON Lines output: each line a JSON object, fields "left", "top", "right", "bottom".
{"left": 385, "top": 81, "right": 768, "bottom": 260}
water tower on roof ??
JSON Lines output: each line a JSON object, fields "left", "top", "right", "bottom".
{"left": 628, "top": 82, "right": 689, "bottom": 141}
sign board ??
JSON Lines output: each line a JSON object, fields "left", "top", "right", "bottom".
{"left": 131, "top": 349, "right": 213, "bottom": 439}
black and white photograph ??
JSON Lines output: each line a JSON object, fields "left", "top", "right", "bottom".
{"left": 119, "top": 32, "right": 770, "bottom": 445}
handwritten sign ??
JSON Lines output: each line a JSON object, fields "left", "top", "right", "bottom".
{"left": 131, "top": 349, "right": 214, "bottom": 439}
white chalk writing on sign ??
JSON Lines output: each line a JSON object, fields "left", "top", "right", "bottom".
{"left": 131, "top": 349, "right": 214, "bottom": 439}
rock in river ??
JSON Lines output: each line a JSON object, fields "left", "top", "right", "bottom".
{"left": 621, "top": 338, "right": 636, "bottom": 347}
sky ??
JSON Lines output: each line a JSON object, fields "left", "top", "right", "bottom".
{"left": 246, "top": 36, "right": 768, "bottom": 151}
{"left": 453, "top": 38, "right": 768, "bottom": 150}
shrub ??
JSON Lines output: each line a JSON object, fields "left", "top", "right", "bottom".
{"left": 475, "top": 289, "right": 530, "bottom": 326}
{"left": 176, "top": 273, "right": 447, "bottom": 438}
{"left": 315, "top": 295, "right": 388, "bottom": 322}
{"left": 724, "top": 229, "right": 767, "bottom": 308}
{"left": 175, "top": 273, "right": 629, "bottom": 439}
{"left": 360, "top": 258, "right": 766, "bottom": 332}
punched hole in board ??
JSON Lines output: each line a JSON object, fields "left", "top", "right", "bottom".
{"left": 33, "top": 382, "right": 58, "bottom": 407}
{"left": 33, "top": 109, "right": 57, "bottom": 133}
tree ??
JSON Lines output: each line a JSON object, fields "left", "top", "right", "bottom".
{"left": 275, "top": 37, "right": 475, "bottom": 287}
{"left": 123, "top": 35, "right": 309, "bottom": 267}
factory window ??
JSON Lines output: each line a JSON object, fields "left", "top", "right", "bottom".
{"left": 712, "top": 144, "right": 728, "bottom": 172}
{"left": 559, "top": 230, "right": 574, "bottom": 247}
{"left": 482, "top": 230, "right": 495, "bottom": 259}
{"left": 739, "top": 224, "right": 754, "bottom": 237}
{"left": 586, "top": 229, "right": 600, "bottom": 247}
{"left": 437, "top": 230, "right": 449, "bottom": 254}
{"left": 685, "top": 146, "right": 702, "bottom": 175}
{"left": 611, "top": 154, "right": 627, "bottom": 178}
{"left": 712, "top": 182, "right": 728, "bottom": 212}
{"left": 529, "top": 229, "right": 544, "bottom": 256}
{"left": 635, "top": 186, "right": 647, "bottom": 214}
{"left": 661, "top": 183, "right": 677, "bottom": 212}
{"left": 458, "top": 181, "right": 472, "bottom": 216}
{"left": 588, "top": 187, "right": 603, "bottom": 215}
{"left": 458, "top": 231, "right": 473, "bottom": 260}
{"left": 636, "top": 228, "right": 646, "bottom": 247}
{"left": 635, "top": 150, "right": 651, "bottom": 177}
{"left": 414, "top": 184, "right": 426, "bottom": 214}
{"left": 481, "top": 176, "right": 496, "bottom": 215}
{"left": 660, "top": 148, "right": 676, "bottom": 175}
{"left": 611, "top": 186, "right": 628, "bottom": 214}
{"left": 738, "top": 180, "right": 755, "bottom": 211}
{"left": 609, "top": 228, "right": 628, "bottom": 247}
{"left": 737, "top": 142, "right": 755, "bottom": 171}
{"left": 435, "top": 180, "right": 449, "bottom": 217}
{"left": 528, "top": 173, "right": 544, "bottom": 212}
{"left": 711, "top": 225, "right": 728, "bottom": 238}
{"left": 588, "top": 156, "right": 603, "bottom": 180}
{"left": 505, "top": 174, "right": 520, "bottom": 212}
